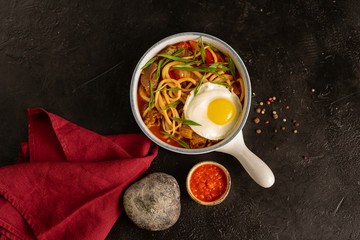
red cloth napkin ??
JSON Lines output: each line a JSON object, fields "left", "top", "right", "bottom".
{"left": 0, "top": 108, "right": 158, "bottom": 240}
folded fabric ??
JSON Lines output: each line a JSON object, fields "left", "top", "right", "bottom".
{"left": 0, "top": 108, "right": 158, "bottom": 240}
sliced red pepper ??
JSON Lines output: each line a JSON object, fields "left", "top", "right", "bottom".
{"left": 178, "top": 41, "right": 191, "bottom": 49}
{"left": 169, "top": 70, "right": 180, "bottom": 80}
{"left": 205, "top": 49, "right": 214, "bottom": 64}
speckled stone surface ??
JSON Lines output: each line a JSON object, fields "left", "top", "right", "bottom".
{"left": 123, "top": 172, "right": 181, "bottom": 231}
{"left": 0, "top": 0, "right": 359, "bottom": 239}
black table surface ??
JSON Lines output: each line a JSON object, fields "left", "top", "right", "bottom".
{"left": 1, "top": 0, "right": 359, "bottom": 239}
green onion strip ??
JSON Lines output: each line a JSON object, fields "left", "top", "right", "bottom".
{"left": 170, "top": 117, "right": 201, "bottom": 126}
{"left": 161, "top": 131, "right": 190, "bottom": 149}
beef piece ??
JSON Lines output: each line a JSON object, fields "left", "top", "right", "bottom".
{"left": 179, "top": 125, "right": 193, "bottom": 139}
{"left": 141, "top": 62, "right": 158, "bottom": 95}
{"left": 163, "top": 45, "right": 177, "bottom": 54}
{"left": 189, "top": 133, "right": 208, "bottom": 149}
{"left": 176, "top": 47, "right": 192, "bottom": 58}
{"left": 143, "top": 106, "right": 162, "bottom": 128}
{"left": 163, "top": 45, "right": 192, "bottom": 58}
{"left": 207, "top": 140, "right": 221, "bottom": 147}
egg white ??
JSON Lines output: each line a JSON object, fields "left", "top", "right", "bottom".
{"left": 183, "top": 82, "right": 242, "bottom": 140}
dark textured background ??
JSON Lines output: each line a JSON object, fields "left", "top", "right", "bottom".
{"left": 1, "top": 0, "right": 359, "bottom": 239}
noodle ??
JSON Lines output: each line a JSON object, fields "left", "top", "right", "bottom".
{"left": 238, "top": 77, "right": 245, "bottom": 102}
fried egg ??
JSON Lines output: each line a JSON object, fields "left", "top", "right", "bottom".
{"left": 183, "top": 82, "right": 242, "bottom": 140}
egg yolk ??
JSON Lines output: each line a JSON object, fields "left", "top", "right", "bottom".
{"left": 207, "top": 98, "right": 235, "bottom": 125}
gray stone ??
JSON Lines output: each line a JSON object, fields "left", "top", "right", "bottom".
{"left": 123, "top": 172, "right": 181, "bottom": 231}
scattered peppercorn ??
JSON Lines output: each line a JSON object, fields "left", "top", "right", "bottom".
{"left": 252, "top": 94, "right": 299, "bottom": 149}
{"left": 303, "top": 156, "right": 308, "bottom": 160}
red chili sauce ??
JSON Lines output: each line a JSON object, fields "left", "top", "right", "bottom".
{"left": 189, "top": 164, "right": 228, "bottom": 202}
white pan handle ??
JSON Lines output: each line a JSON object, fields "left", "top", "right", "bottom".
{"left": 217, "top": 131, "right": 275, "bottom": 188}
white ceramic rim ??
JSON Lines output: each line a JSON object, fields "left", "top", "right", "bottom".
{"left": 130, "top": 32, "right": 251, "bottom": 154}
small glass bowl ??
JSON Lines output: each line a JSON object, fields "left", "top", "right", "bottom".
{"left": 186, "top": 161, "right": 231, "bottom": 206}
